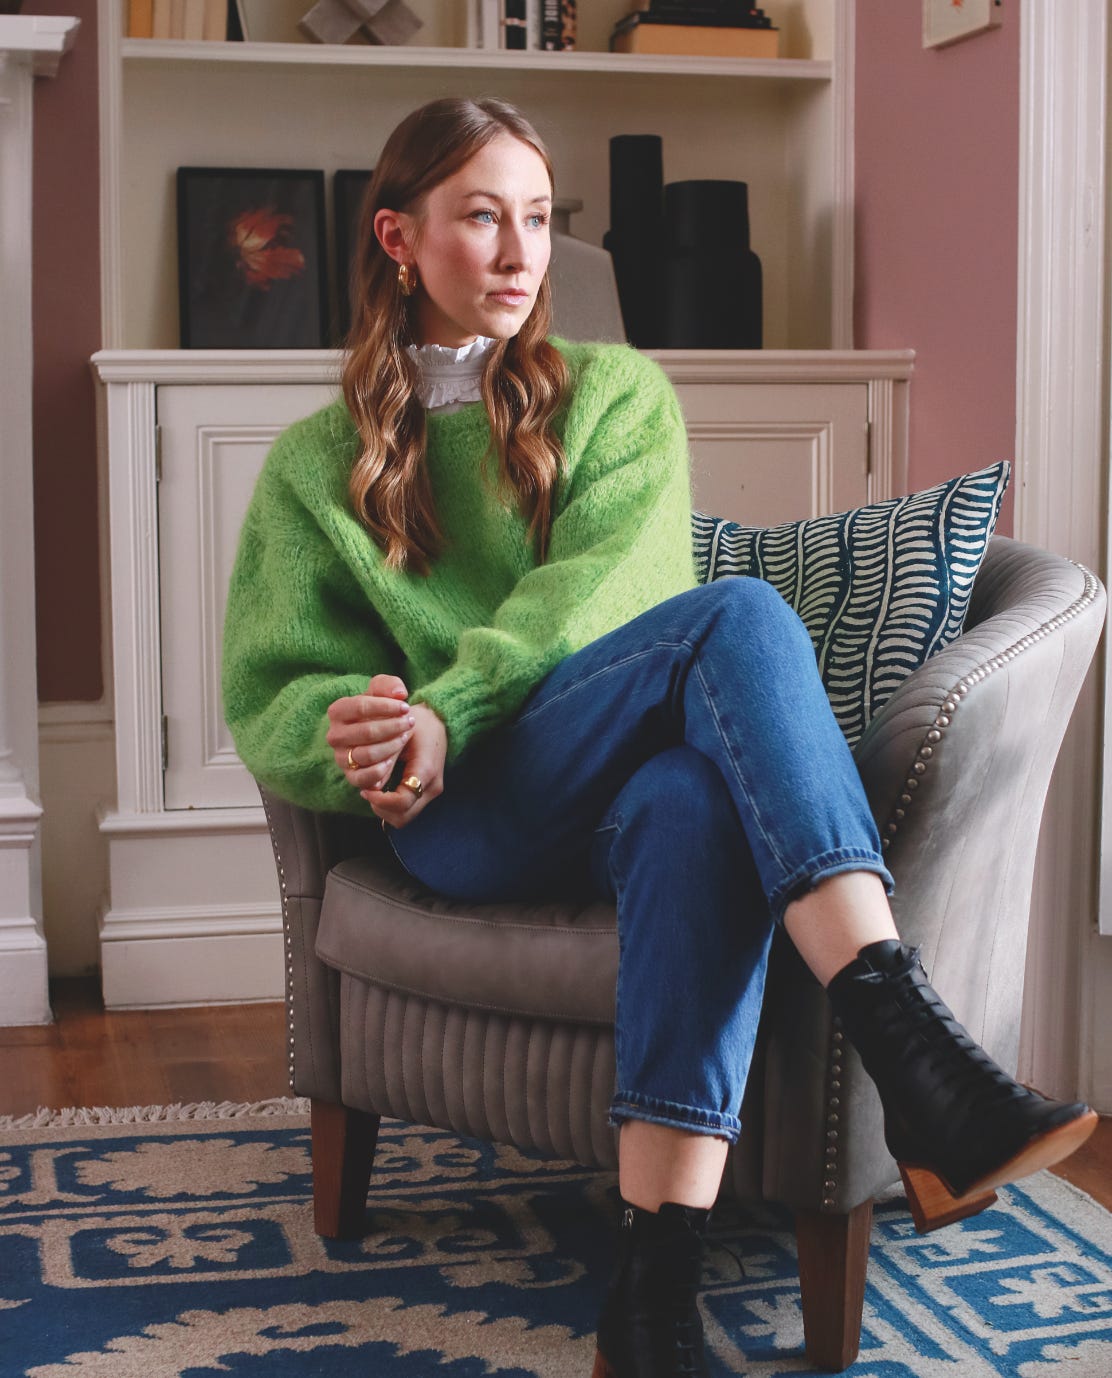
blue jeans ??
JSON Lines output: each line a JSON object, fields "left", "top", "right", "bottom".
{"left": 386, "top": 578, "right": 894, "bottom": 1143}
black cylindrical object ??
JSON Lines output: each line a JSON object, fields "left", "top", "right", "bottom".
{"left": 663, "top": 180, "right": 762, "bottom": 348}
{"left": 605, "top": 135, "right": 666, "bottom": 347}
{"left": 609, "top": 134, "right": 663, "bottom": 239}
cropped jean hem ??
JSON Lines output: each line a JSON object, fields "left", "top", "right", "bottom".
{"left": 608, "top": 1092, "right": 742, "bottom": 1144}
{"left": 772, "top": 848, "right": 895, "bottom": 925}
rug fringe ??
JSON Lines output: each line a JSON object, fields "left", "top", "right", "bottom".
{"left": 0, "top": 1096, "right": 310, "bottom": 1130}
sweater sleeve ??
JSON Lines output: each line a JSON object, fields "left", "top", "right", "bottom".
{"left": 222, "top": 430, "right": 399, "bottom": 815}
{"left": 409, "top": 346, "right": 698, "bottom": 763}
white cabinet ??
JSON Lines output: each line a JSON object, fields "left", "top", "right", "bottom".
{"left": 93, "top": 351, "right": 910, "bottom": 1010}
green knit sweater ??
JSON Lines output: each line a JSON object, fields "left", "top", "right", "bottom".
{"left": 222, "top": 338, "right": 699, "bottom": 813}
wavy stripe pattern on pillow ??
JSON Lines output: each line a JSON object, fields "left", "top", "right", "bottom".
{"left": 690, "top": 462, "right": 1010, "bottom": 745}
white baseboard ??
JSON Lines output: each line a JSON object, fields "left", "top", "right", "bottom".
{"left": 99, "top": 917, "right": 284, "bottom": 1008}
{"left": 38, "top": 704, "right": 116, "bottom": 977}
{"left": 0, "top": 928, "right": 51, "bottom": 1024}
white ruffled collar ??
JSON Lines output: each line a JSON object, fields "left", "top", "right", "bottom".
{"left": 405, "top": 335, "right": 498, "bottom": 413}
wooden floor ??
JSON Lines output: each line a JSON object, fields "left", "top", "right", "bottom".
{"left": 1, "top": 978, "right": 1109, "bottom": 1212}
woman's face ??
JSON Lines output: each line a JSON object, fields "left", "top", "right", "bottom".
{"left": 403, "top": 133, "right": 553, "bottom": 348}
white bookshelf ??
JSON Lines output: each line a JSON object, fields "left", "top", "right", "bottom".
{"left": 100, "top": 0, "right": 852, "bottom": 351}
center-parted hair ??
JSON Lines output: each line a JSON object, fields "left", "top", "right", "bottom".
{"left": 341, "top": 97, "right": 571, "bottom": 575}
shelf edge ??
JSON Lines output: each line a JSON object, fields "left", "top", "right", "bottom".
{"left": 119, "top": 38, "right": 832, "bottom": 82}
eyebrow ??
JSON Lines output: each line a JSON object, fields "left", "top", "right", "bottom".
{"left": 459, "top": 190, "right": 552, "bottom": 205}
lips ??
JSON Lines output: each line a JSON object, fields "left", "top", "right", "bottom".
{"left": 488, "top": 290, "right": 529, "bottom": 306}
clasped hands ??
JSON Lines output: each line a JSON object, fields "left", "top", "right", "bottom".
{"left": 326, "top": 673, "right": 447, "bottom": 829}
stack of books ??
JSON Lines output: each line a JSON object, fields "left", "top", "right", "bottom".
{"left": 611, "top": 3, "right": 779, "bottom": 59}
{"left": 470, "top": 1, "right": 576, "bottom": 52}
{"left": 128, "top": 0, "right": 228, "bottom": 40}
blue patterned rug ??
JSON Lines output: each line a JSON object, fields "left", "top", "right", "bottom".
{"left": 0, "top": 1101, "right": 1109, "bottom": 1376}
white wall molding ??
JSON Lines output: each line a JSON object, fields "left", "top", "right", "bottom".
{"left": 831, "top": 0, "right": 855, "bottom": 349}
{"left": 1015, "top": 0, "right": 1109, "bottom": 1106}
{"left": 0, "top": 16, "right": 80, "bottom": 1025}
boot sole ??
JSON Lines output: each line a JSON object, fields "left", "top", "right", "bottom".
{"left": 899, "top": 1107, "right": 1099, "bottom": 1234}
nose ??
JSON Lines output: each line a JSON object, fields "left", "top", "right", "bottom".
{"left": 498, "top": 222, "right": 531, "bottom": 274}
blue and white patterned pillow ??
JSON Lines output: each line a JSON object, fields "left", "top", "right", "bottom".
{"left": 692, "top": 461, "right": 1010, "bottom": 745}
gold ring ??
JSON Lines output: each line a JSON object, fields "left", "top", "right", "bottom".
{"left": 347, "top": 747, "right": 359, "bottom": 771}
{"left": 401, "top": 775, "right": 424, "bottom": 798}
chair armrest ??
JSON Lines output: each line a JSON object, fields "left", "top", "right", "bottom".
{"left": 854, "top": 535, "right": 1104, "bottom": 1060}
{"left": 257, "top": 785, "right": 383, "bottom": 1101}
{"left": 755, "top": 536, "right": 1105, "bottom": 1212}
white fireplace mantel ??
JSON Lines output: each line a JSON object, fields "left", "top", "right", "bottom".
{"left": 0, "top": 14, "right": 79, "bottom": 1026}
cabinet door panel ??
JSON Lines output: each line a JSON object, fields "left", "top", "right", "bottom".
{"left": 158, "top": 383, "right": 338, "bottom": 810}
{"left": 671, "top": 381, "right": 869, "bottom": 526}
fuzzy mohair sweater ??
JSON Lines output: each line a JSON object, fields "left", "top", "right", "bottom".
{"left": 222, "top": 338, "right": 698, "bottom": 813}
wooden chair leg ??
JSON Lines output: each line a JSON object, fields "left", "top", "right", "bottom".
{"left": 795, "top": 1200, "right": 873, "bottom": 1372}
{"left": 310, "top": 1097, "right": 381, "bottom": 1239}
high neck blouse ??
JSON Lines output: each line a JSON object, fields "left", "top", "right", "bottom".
{"left": 405, "top": 336, "right": 498, "bottom": 413}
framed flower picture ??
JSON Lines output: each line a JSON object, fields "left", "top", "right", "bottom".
{"left": 176, "top": 167, "right": 328, "bottom": 348}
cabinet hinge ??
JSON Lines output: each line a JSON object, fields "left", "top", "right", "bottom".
{"left": 154, "top": 424, "right": 163, "bottom": 483}
{"left": 161, "top": 714, "right": 169, "bottom": 772}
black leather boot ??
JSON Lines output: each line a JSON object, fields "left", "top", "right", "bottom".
{"left": 827, "top": 939, "right": 1097, "bottom": 1232}
{"left": 592, "top": 1199, "right": 711, "bottom": 1378}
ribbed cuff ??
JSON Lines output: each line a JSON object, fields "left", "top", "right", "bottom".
{"left": 410, "top": 666, "right": 500, "bottom": 763}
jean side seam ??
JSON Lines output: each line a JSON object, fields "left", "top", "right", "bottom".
{"left": 690, "top": 653, "right": 791, "bottom": 883}
{"left": 609, "top": 814, "right": 628, "bottom": 1107}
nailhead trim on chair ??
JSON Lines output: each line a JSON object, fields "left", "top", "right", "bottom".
{"left": 818, "top": 560, "right": 1102, "bottom": 1209}
{"left": 259, "top": 790, "right": 298, "bottom": 1093}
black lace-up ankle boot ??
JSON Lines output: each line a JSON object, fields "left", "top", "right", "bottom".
{"left": 591, "top": 1199, "right": 711, "bottom": 1378}
{"left": 827, "top": 940, "right": 1097, "bottom": 1232}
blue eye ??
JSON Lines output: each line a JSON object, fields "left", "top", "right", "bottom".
{"left": 471, "top": 209, "right": 495, "bottom": 224}
{"left": 528, "top": 213, "right": 550, "bottom": 229}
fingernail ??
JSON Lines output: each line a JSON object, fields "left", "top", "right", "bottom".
{"left": 406, "top": 714, "right": 415, "bottom": 726}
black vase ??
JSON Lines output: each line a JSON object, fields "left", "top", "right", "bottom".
{"left": 663, "top": 180, "right": 762, "bottom": 348}
{"left": 603, "top": 134, "right": 666, "bottom": 348}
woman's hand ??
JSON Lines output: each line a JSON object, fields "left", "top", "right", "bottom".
{"left": 327, "top": 674, "right": 415, "bottom": 793}
{"left": 362, "top": 702, "right": 447, "bottom": 829}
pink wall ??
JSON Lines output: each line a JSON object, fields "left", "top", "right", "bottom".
{"left": 855, "top": 0, "right": 1020, "bottom": 532}
{"left": 27, "top": 0, "right": 102, "bottom": 702}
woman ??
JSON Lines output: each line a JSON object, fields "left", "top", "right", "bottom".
{"left": 222, "top": 97, "right": 1096, "bottom": 1378}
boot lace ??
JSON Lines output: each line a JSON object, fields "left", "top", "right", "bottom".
{"left": 870, "top": 949, "right": 1030, "bottom": 1113}
{"left": 668, "top": 1215, "right": 714, "bottom": 1377}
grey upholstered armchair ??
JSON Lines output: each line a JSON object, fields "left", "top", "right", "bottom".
{"left": 258, "top": 535, "right": 1104, "bottom": 1372}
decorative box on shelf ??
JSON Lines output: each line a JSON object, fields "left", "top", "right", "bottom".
{"left": 611, "top": 2, "right": 779, "bottom": 59}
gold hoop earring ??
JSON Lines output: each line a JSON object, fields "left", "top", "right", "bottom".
{"left": 398, "top": 263, "right": 417, "bottom": 296}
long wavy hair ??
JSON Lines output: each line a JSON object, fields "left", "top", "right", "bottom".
{"left": 341, "top": 98, "right": 570, "bottom": 575}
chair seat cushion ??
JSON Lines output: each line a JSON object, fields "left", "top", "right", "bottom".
{"left": 316, "top": 856, "right": 619, "bottom": 1024}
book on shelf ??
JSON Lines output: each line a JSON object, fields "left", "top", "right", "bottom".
{"left": 202, "top": 0, "right": 226, "bottom": 40}
{"left": 151, "top": 0, "right": 172, "bottom": 38}
{"left": 127, "top": 0, "right": 154, "bottom": 38}
{"left": 624, "top": 2, "right": 773, "bottom": 22}
{"left": 181, "top": 0, "right": 206, "bottom": 40}
{"left": 541, "top": 0, "right": 559, "bottom": 50}
{"left": 503, "top": 0, "right": 527, "bottom": 50}
{"left": 471, "top": 0, "right": 545, "bottom": 51}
